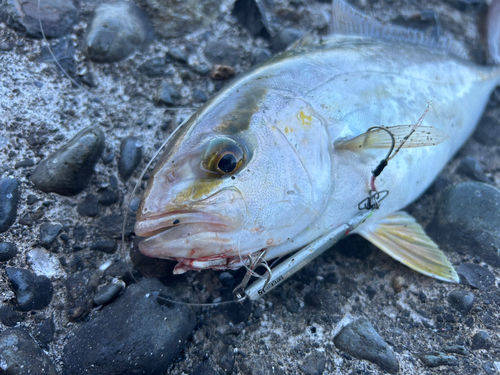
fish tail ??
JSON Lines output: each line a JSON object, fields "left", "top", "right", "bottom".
{"left": 487, "top": 0, "right": 500, "bottom": 66}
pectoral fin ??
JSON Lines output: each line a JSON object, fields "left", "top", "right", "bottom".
{"left": 335, "top": 125, "right": 449, "bottom": 151}
{"left": 358, "top": 211, "right": 459, "bottom": 282}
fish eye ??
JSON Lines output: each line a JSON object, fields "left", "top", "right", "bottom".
{"left": 203, "top": 137, "right": 245, "bottom": 175}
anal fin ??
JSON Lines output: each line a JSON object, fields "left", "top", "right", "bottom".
{"left": 358, "top": 211, "right": 459, "bottom": 282}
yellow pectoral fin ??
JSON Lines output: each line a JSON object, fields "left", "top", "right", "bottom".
{"left": 358, "top": 211, "right": 459, "bottom": 283}
{"left": 335, "top": 125, "right": 449, "bottom": 151}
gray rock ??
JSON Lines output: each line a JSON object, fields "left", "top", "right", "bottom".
{"left": 232, "top": 0, "right": 271, "bottom": 38}
{"left": 76, "top": 194, "right": 99, "bottom": 217}
{"left": 31, "top": 126, "right": 105, "bottom": 196}
{"left": 272, "top": 28, "right": 303, "bottom": 53}
{"left": 456, "top": 156, "right": 490, "bottom": 182}
{"left": 168, "top": 47, "right": 189, "bottom": 63}
{"left": 85, "top": 1, "right": 154, "bottom": 63}
{"left": 90, "top": 239, "right": 117, "bottom": 254}
{"left": 483, "top": 361, "right": 498, "bottom": 375}
{"left": 457, "top": 263, "right": 495, "bottom": 290}
{"left": 39, "top": 223, "right": 62, "bottom": 249}
{"left": 65, "top": 271, "right": 99, "bottom": 321}
{"left": 334, "top": 318, "right": 399, "bottom": 373}
{"left": 444, "top": 345, "right": 468, "bottom": 355}
{"left": 93, "top": 279, "right": 126, "bottom": 305}
{"left": 139, "top": 57, "right": 170, "bottom": 77}
{"left": 204, "top": 41, "right": 240, "bottom": 67}
{"left": 420, "top": 352, "right": 458, "bottom": 367}
{"left": 98, "top": 188, "right": 119, "bottom": 206}
{"left": 0, "top": 305, "right": 23, "bottom": 327}
{"left": 0, "top": 176, "right": 19, "bottom": 233}
{"left": 193, "top": 89, "right": 208, "bottom": 103}
{"left": 118, "top": 136, "right": 143, "bottom": 181}
{"left": 471, "top": 331, "right": 491, "bottom": 350}
{"left": 143, "top": 0, "right": 221, "bottom": 38}
{"left": 6, "top": 268, "right": 53, "bottom": 311}
{"left": 157, "top": 84, "right": 181, "bottom": 106}
{"left": 62, "top": 279, "right": 196, "bottom": 375}
{"left": 0, "top": 0, "right": 78, "bottom": 38}
{"left": 0, "top": 328, "right": 57, "bottom": 375}
{"left": 447, "top": 290, "right": 474, "bottom": 314}
{"left": 0, "top": 242, "right": 18, "bottom": 261}
{"left": 437, "top": 182, "right": 500, "bottom": 267}
{"left": 301, "top": 351, "right": 326, "bottom": 375}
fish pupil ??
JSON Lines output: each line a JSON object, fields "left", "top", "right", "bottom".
{"left": 218, "top": 153, "right": 237, "bottom": 173}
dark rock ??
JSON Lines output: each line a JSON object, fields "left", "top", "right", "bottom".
{"left": 118, "top": 136, "right": 143, "bottom": 181}
{"left": 31, "top": 126, "right": 105, "bottom": 196}
{"left": 252, "top": 47, "right": 271, "bottom": 65}
{"left": 39, "top": 223, "right": 62, "bottom": 249}
{"left": 420, "top": 352, "right": 458, "bottom": 367}
{"left": 168, "top": 47, "right": 188, "bottom": 63}
{"left": 334, "top": 318, "right": 399, "bottom": 374}
{"left": 76, "top": 194, "right": 99, "bottom": 217}
{"left": 6, "top": 268, "right": 53, "bottom": 311}
{"left": 129, "top": 196, "right": 140, "bottom": 211}
{"left": 193, "top": 89, "right": 208, "bottom": 103}
{"left": 93, "top": 279, "right": 126, "bottom": 305}
{"left": 471, "top": 331, "right": 491, "bottom": 350}
{"left": 90, "top": 239, "right": 117, "bottom": 254}
{"left": 34, "top": 316, "right": 55, "bottom": 347}
{"left": 143, "top": 0, "right": 220, "bottom": 38}
{"left": 98, "top": 187, "right": 119, "bottom": 206}
{"left": 73, "top": 225, "right": 87, "bottom": 242}
{"left": 65, "top": 271, "right": 99, "bottom": 321}
{"left": 0, "top": 176, "right": 19, "bottom": 233}
{"left": 39, "top": 36, "right": 76, "bottom": 77}
{"left": 110, "top": 175, "right": 119, "bottom": 189}
{"left": 0, "top": 328, "right": 57, "bottom": 375}
{"left": 84, "top": 1, "right": 154, "bottom": 63}
{"left": 157, "top": 83, "right": 181, "bottom": 106}
{"left": 19, "top": 214, "right": 34, "bottom": 227}
{"left": 0, "top": 242, "right": 18, "bottom": 261}
{"left": 190, "top": 62, "right": 211, "bottom": 75}
{"left": 0, "top": 41, "right": 13, "bottom": 51}
{"left": 219, "top": 271, "right": 235, "bottom": 286}
{"left": 447, "top": 290, "right": 474, "bottom": 314}
{"left": 62, "top": 279, "right": 196, "bottom": 375}
{"left": 102, "top": 151, "right": 114, "bottom": 164}
{"left": 15, "top": 158, "right": 35, "bottom": 168}
{"left": 437, "top": 182, "right": 500, "bottom": 267}
{"left": 81, "top": 72, "right": 97, "bottom": 87}
{"left": 204, "top": 41, "right": 240, "bottom": 66}
{"left": 191, "top": 361, "right": 219, "bottom": 375}
{"left": 457, "top": 263, "right": 495, "bottom": 290}
{"left": 0, "top": 0, "right": 78, "bottom": 38}
{"left": 456, "top": 157, "right": 489, "bottom": 182}
{"left": 444, "top": 345, "right": 468, "bottom": 355}
{"left": 27, "top": 194, "right": 39, "bottom": 205}
{"left": 483, "top": 361, "right": 498, "bottom": 375}
{"left": 0, "top": 305, "right": 23, "bottom": 327}
{"left": 301, "top": 351, "right": 326, "bottom": 375}
{"left": 103, "top": 260, "right": 134, "bottom": 284}
{"left": 139, "top": 57, "right": 170, "bottom": 77}
{"left": 97, "top": 213, "right": 135, "bottom": 239}
{"left": 217, "top": 345, "right": 235, "bottom": 374}
{"left": 473, "top": 115, "right": 500, "bottom": 145}
{"left": 272, "top": 28, "right": 303, "bottom": 53}
{"left": 232, "top": 0, "right": 270, "bottom": 38}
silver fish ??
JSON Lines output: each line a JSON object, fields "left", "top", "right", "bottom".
{"left": 135, "top": 0, "right": 500, "bottom": 281}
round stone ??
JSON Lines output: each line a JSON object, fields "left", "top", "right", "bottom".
{"left": 118, "top": 136, "right": 143, "bottom": 182}
{"left": 0, "top": 177, "right": 19, "bottom": 233}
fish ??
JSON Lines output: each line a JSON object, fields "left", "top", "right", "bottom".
{"left": 134, "top": 0, "right": 500, "bottom": 281}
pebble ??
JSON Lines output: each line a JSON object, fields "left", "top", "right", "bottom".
{"left": 103, "top": 260, "right": 134, "bottom": 284}
{"left": 129, "top": 196, "right": 141, "bottom": 211}
{"left": 193, "top": 89, "right": 208, "bottom": 103}
{"left": 168, "top": 47, "right": 189, "bottom": 63}
{"left": 473, "top": 115, "right": 500, "bottom": 145}
{"left": 444, "top": 345, "right": 468, "bottom": 355}
{"left": 456, "top": 156, "right": 489, "bottom": 183}
{"left": 139, "top": 57, "right": 170, "bottom": 78}
{"left": 14, "top": 158, "right": 35, "bottom": 169}
{"left": 420, "top": 352, "right": 458, "bottom": 367}
{"left": 157, "top": 83, "right": 181, "bottom": 105}
{"left": 437, "top": 182, "right": 500, "bottom": 267}
{"left": 0, "top": 328, "right": 57, "bottom": 375}
{"left": 34, "top": 316, "right": 55, "bottom": 348}
{"left": 84, "top": 1, "right": 154, "bottom": 63}
{"left": 392, "top": 276, "right": 405, "bottom": 293}
{"left": 6, "top": 268, "right": 53, "bottom": 311}
{"left": 90, "top": 239, "right": 117, "bottom": 254}
{"left": 334, "top": 318, "right": 399, "bottom": 374}
{"left": 118, "top": 136, "right": 143, "bottom": 181}
{"left": 143, "top": 0, "right": 220, "bottom": 38}
{"left": 483, "top": 361, "right": 498, "bottom": 375}
{"left": 39, "top": 223, "right": 63, "bottom": 249}
{"left": 27, "top": 194, "right": 39, "bottom": 205}
{"left": 73, "top": 225, "right": 87, "bottom": 242}
{"left": 31, "top": 126, "right": 105, "bottom": 196}
{"left": 457, "top": 263, "right": 495, "bottom": 290}
{"left": 471, "top": 331, "right": 491, "bottom": 350}
{"left": 251, "top": 47, "right": 272, "bottom": 65}
{"left": 272, "top": 28, "right": 303, "bottom": 53}
{"left": 204, "top": 41, "right": 240, "bottom": 66}
{"left": 65, "top": 271, "right": 100, "bottom": 321}
{"left": 232, "top": 0, "right": 270, "bottom": 38}
{"left": 0, "top": 242, "right": 18, "bottom": 261}
{"left": 62, "top": 279, "right": 196, "bottom": 374}
{"left": 0, "top": 176, "right": 19, "bottom": 233}
{"left": 211, "top": 65, "right": 236, "bottom": 80}
{"left": 0, "top": 0, "right": 78, "bottom": 38}
{"left": 0, "top": 305, "right": 23, "bottom": 327}
{"left": 76, "top": 194, "right": 99, "bottom": 217}
{"left": 300, "top": 351, "right": 326, "bottom": 375}
{"left": 447, "top": 290, "right": 474, "bottom": 314}
{"left": 98, "top": 188, "right": 119, "bottom": 206}
{"left": 93, "top": 279, "right": 126, "bottom": 305}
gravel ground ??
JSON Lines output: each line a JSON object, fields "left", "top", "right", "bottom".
{"left": 0, "top": 0, "right": 499, "bottom": 374}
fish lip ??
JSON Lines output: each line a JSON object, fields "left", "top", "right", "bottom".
{"left": 134, "top": 210, "right": 234, "bottom": 237}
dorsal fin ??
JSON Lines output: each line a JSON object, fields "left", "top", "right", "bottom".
{"left": 335, "top": 125, "right": 449, "bottom": 151}
{"left": 331, "top": 0, "right": 469, "bottom": 61}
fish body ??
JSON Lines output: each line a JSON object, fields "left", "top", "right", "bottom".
{"left": 135, "top": 3, "right": 500, "bottom": 278}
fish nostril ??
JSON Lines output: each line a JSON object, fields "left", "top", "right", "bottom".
{"left": 173, "top": 219, "right": 180, "bottom": 225}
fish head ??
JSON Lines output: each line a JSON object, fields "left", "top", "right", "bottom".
{"left": 135, "top": 85, "right": 332, "bottom": 272}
